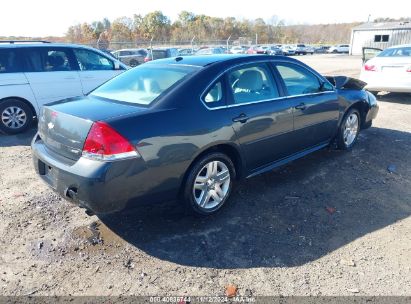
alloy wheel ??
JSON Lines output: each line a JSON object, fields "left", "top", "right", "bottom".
{"left": 343, "top": 113, "right": 359, "bottom": 146}
{"left": 1, "top": 106, "right": 27, "bottom": 129}
{"left": 193, "top": 160, "right": 231, "bottom": 210}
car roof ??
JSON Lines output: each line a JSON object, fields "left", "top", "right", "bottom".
{"left": 145, "top": 54, "right": 302, "bottom": 68}
{"left": 0, "top": 42, "right": 91, "bottom": 49}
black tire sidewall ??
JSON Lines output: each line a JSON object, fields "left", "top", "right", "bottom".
{"left": 0, "top": 99, "right": 33, "bottom": 135}
{"left": 337, "top": 108, "right": 361, "bottom": 150}
{"left": 183, "top": 152, "right": 236, "bottom": 216}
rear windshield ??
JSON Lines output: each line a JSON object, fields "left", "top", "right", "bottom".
{"left": 152, "top": 50, "right": 167, "bottom": 59}
{"left": 90, "top": 64, "right": 199, "bottom": 105}
{"left": 378, "top": 47, "right": 411, "bottom": 57}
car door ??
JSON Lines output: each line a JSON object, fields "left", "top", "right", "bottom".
{"left": 73, "top": 48, "right": 123, "bottom": 94}
{"left": 362, "top": 47, "right": 382, "bottom": 64}
{"left": 227, "top": 63, "right": 295, "bottom": 171}
{"left": 273, "top": 62, "right": 339, "bottom": 151}
{"left": 23, "top": 47, "right": 83, "bottom": 107}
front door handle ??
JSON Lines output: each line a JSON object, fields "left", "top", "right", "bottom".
{"left": 232, "top": 113, "right": 249, "bottom": 123}
{"left": 295, "top": 103, "right": 307, "bottom": 110}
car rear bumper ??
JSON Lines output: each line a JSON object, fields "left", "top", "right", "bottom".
{"left": 31, "top": 134, "right": 149, "bottom": 214}
{"left": 360, "top": 72, "right": 411, "bottom": 93}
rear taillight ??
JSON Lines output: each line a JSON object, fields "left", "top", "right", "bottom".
{"left": 82, "top": 121, "right": 139, "bottom": 161}
{"left": 364, "top": 64, "right": 376, "bottom": 71}
{"left": 144, "top": 57, "right": 151, "bottom": 62}
{"left": 406, "top": 66, "right": 411, "bottom": 72}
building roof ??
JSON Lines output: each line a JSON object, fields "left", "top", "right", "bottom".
{"left": 353, "top": 21, "right": 411, "bottom": 31}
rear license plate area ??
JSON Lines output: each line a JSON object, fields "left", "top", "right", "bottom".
{"left": 38, "top": 160, "right": 57, "bottom": 189}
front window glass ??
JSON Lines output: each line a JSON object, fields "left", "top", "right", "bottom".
{"left": 228, "top": 64, "right": 279, "bottom": 104}
{"left": 276, "top": 64, "right": 321, "bottom": 95}
{"left": 74, "top": 49, "right": 114, "bottom": 71}
{"left": 91, "top": 64, "right": 199, "bottom": 105}
{"left": 378, "top": 47, "right": 411, "bottom": 57}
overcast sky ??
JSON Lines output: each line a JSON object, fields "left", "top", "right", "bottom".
{"left": 1, "top": 0, "right": 408, "bottom": 37}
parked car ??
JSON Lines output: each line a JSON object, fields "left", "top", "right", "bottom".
{"left": 178, "top": 48, "right": 194, "bottom": 56}
{"left": 111, "top": 48, "right": 147, "bottom": 67}
{"left": 314, "top": 45, "right": 330, "bottom": 53}
{"left": 266, "top": 45, "right": 284, "bottom": 56}
{"left": 294, "top": 44, "right": 313, "bottom": 55}
{"left": 32, "top": 54, "right": 378, "bottom": 216}
{"left": 328, "top": 44, "right": 350, "bottom": 54}
{"left": 99, "top": 49, "right": 117, "bottom": 59}
{"left": 145, "top": 48, "right": 179, "bottom": 62}
{"left": 281, "top": 45, "right": 296, "bottom": 56}
{"left": 229, "top": 46, "right": 247, "bottom": 54}
{"left": 246, "top": 46, "right": 260, "bottom": 54}
{"left": 195, "top": 47, "right": 225, "bottom": 55}
{"left": 0, "top": 41, "right": 127, "bottom": 134}
{"left": 360, "top": 44, "right": 411, "bottom": 93}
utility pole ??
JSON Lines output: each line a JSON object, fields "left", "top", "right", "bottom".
{"left": 191, "top": 36, "right": 196, "bottom": 53}
{"left": 226, "top": 35, "right": 231, "bottom": 53}
{"left": 150, "top": 37, "right": 154, "bottom": 60}
{"left": 255, "top": 33, "right": 258, "bottom": 45}
{"left": 367, "top": 14, "right": 371, "bottom": 22}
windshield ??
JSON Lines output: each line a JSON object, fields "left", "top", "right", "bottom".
{"left": 377, "top": 47, "right": 411, "bottom": 57}
{"left": 90, "top": 64, "right": 199, "bottom": 105}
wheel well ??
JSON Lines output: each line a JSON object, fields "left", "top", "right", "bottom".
{"left": 345, "top": 101, "right": 369, "bottom": 129}
{"left": 178, "top": 144, "right": 244, "bottom": 195}
{"left": 0, "top": 97, "right": 37, "bottom": 120}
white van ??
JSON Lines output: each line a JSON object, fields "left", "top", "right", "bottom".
{"left": 0, "top": 41, "right": 127, "bottom": 134}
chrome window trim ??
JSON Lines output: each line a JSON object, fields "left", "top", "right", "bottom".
{"left": 200, "top": 59, "right": 335, "bottom": 111}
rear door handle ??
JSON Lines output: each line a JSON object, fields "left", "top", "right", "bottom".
{"left": 232, "top": 113, "right": 249, "bottom": 123}
{"left": 295, "top": 103, "right": 306, "bottom": 110}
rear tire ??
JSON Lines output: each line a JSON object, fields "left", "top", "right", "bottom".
{"left": 182, "top": 152, "right": 236, "bottom": 216}
{"left": 0, "top": 99, "right": 34, "bottom": 135}
{"left": 336, "top": 108, "right": 361, "bottom": 150}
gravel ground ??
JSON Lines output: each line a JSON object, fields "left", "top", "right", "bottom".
{"left": 0, "top": 54, "right": 410, "bottom": 297}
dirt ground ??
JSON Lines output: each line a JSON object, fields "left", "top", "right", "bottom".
{"left": 1, "top": 54, "right": 410, "bottom": 297}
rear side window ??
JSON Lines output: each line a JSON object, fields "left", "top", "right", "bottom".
{"left": 24, "top": 47, "right": 74, "bottom": 72}
{"left": 74, "top": 49, "right": 114, "bottom": 71}
{"left": 276, "top": 63, "right": 321, "bottom": 95}
{"left": 228, "top": 64, "right": 279, "bottom": 104}
{"left": 203, "top": 80, "right": 225, "bottom": 108}
{"left": 90, "top": 64, "right": 199, "bottom": 105}
{"left": 0, "top": 49, "right": 21, "bottom": 73}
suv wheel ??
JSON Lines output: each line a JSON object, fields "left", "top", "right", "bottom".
{"left": 0, "top": 99, "right": 34, "bottom": 135}
{"left": 182, "top": 152, "right": 236, "bottom": 216}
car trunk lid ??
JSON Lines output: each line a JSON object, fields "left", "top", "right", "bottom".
{"left": 38, "top": 96, "right": 147, "bottom": 161}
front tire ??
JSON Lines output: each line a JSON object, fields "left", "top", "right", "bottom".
{"left": 0, "top": 99, "right": 34, "bottom": 135}
{"left": 336, "top": 108, "right": 361, "bottom": 150}
{"left": 182, "top": 152, "right": 236, "bottom": 216}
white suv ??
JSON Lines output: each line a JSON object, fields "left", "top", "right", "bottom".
{"left": 0, "top": 41, "right": 127, "bottom": 134}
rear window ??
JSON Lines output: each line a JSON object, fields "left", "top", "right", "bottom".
{"left": 0, "top": 49, "right": 21, "bottom": 73}
{"left": 152, "top": 50, "right": 167, "bottom": 59}
{"left": 90, "top": 64, "right": 199, "bottom": 105}
{"left": 378, "top": 47, "right": 411, "bottom": 57}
